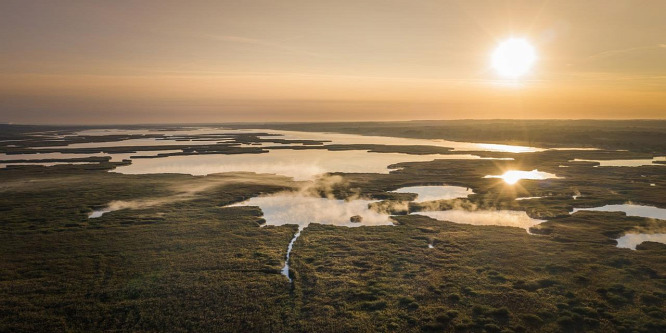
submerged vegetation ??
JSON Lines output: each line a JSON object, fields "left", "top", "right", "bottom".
{"left": 1, "top": 121, "right": 665, "bottom": 332}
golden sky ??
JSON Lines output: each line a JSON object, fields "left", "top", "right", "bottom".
{"left": 1, "top": 0, "right": 665, "bottom": 124}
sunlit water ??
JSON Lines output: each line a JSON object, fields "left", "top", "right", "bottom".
{"left": 229, "top": 193, "right": 394, "bottom": 229}
{"left": 54, "top": 127, "right": 554, "bottom": 153}
{"left": 23, "top": 128, "right": 260, "bottom": 149}
{"left": 0, "top": 150, "right": 183, "bottom": 166}
{"left": 0, "top": 162, "right": 98, "bottom": 169}
{"left": 73, "top": 127, "right": 234, "bottom": 136}
{"left": 515, "top": 196, "right": 543, "bottom": 201}
{"left": 114, "top": 149, "right": 499, "bottom": 181}
{"left": 89, "top": 208, "right": 113, "bottom": 218}
{"left": 47, "top": 138, "right": 231, "bottom": 149}
{"left": 261, "top": 129, "right": 545, "bottom": 153}
{"left": 572, "top": 204, "right": 666, "bottom": 220}
{"left": 413, "top": 210, "right": 545, "bottom": 232}
{"left": 571, "top": 157, "right": 666, "bottom": 167}
{"left": 484, "top": 169, "right": 561, "bottom": 184}
{"left": 10, "top": 127, "right": 599, "bottom": 154}
{"left": 228, "top": 192, "right": 394, "bottom": 281}
{"left": 392, "top": 185, "right": 474, "bottom": 202}
{"left": 11, "top": 128, "right": 598, "bottom": 179}
{"left": 616, "top": 233, "right": 666, "bottom": 250}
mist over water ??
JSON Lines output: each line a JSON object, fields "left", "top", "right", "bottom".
{"left": 414, "top": 209, "right": 545, "bottom": 232}
{"left": 229, "top": 192, "right": 394, "bottom": 228}
{"left": 89, "top": 208, "right": 112, "bottom": 218}
{"left": 228, "top": 191, "right": 394, "bottom": 281}
{"left": 86, "top": 173, "right": 294, "bottom": 218}
{"left": 393, "top": 185, "right": 474, "bottom": 202}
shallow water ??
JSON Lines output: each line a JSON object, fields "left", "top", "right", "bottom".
{"left": 114, "top": 149, "right": 495, "bottom": 181}
{"left": 571, "top": 157, "right": 666, "bottom": 167}
{"left": 74, "top": 127, "right": 233, "bottom": 136}
{"left": 0, "top": 150, "right": 183, "bottom": 164}
{"left": 230, "top": 193, "right": 393, "bottom": 228}
{"left": 0, "top": 162, "right": 98, "bottom": 168}
{"left": 616, "top": 233, "right": 666, "bottom": 250}
{"left": 53, "top": 138, "right": 230, "bottom": 149}
{"left": 281, "top": 228, "right": 302, "bottom": 282}
{"left": 414, "top": 209, "right": 545, "bottom": 232}
{"left": 228, "top": 192, "right": 394, "bottom": 281}
{"left": 64, "top": 127, "right": 550, "bottom": 153}
{"left": 515, "top": 196, "right": 543, "bottom": 201}
{"left": 484, "top": 169, "right": 561, "bottom": 184}
{"left": 8, "top": 127, "right": 597, "bottom": 154}
{"left": 572, "top": 204, "right": 666, "bottom": 220}
{"left": 393, "top": 185, "right": 474, "bottom": 202}
{"left": 264, "top": 129, "right": 545, "bottom": 153}
{"left": 89, "top": 208, "right": 113, "bottom": 218}
{"left": 27, "top": 128, "right": 259, "bottom": 149}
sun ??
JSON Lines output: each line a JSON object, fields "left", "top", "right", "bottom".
{"left": 492, "top": 38, "right": 536, "bottom": 78}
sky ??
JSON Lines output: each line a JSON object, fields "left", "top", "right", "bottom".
{"left": 1, "top": 0, "right": 665, "bottom": 124}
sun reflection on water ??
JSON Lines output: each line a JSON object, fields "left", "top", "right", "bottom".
{"left": 485, "top": 169, "right": 560, "bottom": 185}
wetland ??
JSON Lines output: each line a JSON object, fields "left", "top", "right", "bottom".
{"left": 1, "top": 120, "right": 665, "bottom": 333}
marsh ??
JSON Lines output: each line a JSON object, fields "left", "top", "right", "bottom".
{"left": 1, "top": 121, "right": 665, "bottom": 333}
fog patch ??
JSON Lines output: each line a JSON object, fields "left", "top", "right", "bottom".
{"left": 87, "top": 198, "right": 176, "bottom": 218}
{"left": 414, "top": 209, "right": 545, "bottom": 232}
{"left": 89, "top": 208, "right": 112, "bottom": 218}
{"left": 227, "top": 179, "right": 394, "bottom": 282}
{"left": 87, "top": 173, "right": 297, "bottom": 219}
{"left": 392, "top": 185, "right": 474, "bottom": 203}
{"left": 229, "top": 193, "right": 393, "bottom": 229}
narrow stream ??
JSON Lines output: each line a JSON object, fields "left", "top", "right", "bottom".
{"left": 282, "top": 227, "right": 303, "bottom": 282}
{"left": 227, "top": 192, "right": 394, "bottom": 282}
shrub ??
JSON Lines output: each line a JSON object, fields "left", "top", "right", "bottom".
{"left": 447, "top": 293, "right": 461, "bottom": 302}
{"left": 520, "top": 313, "right": 543, "bottom": 327}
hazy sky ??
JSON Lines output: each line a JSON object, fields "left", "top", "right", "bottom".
{"left": 1, "top": 0, "right": 665, "bottom": 124}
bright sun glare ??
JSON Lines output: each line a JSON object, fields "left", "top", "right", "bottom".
{"left": 484, "top": 170, "right": 558, "bottom": 185}
{"left": 492, "top": 38, "right": 536, "bottom": 78}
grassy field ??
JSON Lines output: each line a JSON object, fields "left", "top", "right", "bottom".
{"left": 1, "top": 121, "right": 665, "bottom": 332}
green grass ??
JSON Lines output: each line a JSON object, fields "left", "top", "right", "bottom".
{"left": 1, "top": 121, "right": 665, "bottom": 332}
